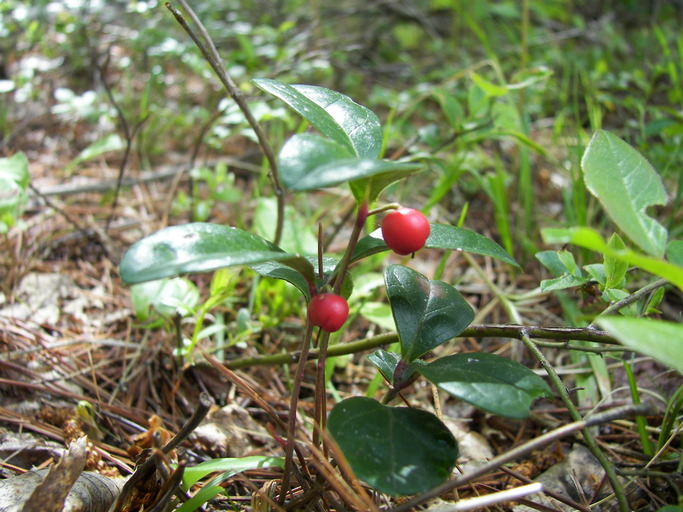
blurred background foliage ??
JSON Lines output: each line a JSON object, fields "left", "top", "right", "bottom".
{"left": 2, "top": 0, "right": 682, "bottom": 252}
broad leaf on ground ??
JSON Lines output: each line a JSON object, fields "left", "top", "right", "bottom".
{"left": 385, "top": 265, "right": 474, "bottom": 362}
{"left": 418, "top": 353, "right": 553, "bottom": 419}
{"left": 582, "top": 130, "right": 668, "bottom": 257}
{"left": 327, "top": 397, "right": 458, "bottom": 496}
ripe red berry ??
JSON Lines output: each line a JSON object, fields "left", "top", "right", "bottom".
{"left": 381, "top": 207, "right": 431, "bottom": 255}
{"left": 307, "top": 293, "right": 349, "bottom": 333}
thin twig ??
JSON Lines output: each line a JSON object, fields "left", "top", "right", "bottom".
{"left": 165, "top": 1, "right": 285, "bottom": 246}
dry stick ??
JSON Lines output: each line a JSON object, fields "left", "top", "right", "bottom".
{"left": 225, "top": 325, "right": 620, "bottom": 369}
{"left": 519, "top": 330, "right": 631, "bottom": 512}
{"left": 388, "top": 402, "right": 653, "bottom": 512}
{"left": 165, "top": 1, "right": 285, "bottom": 246}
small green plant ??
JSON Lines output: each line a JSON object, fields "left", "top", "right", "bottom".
{"left": 116, "top": 8, "right": 682, "bottom": 508}
{"left": 0, "top": 152, "right": 29, "bottom": 234}
{"left": 119, "top": 78, "right": 544, "bottom": 497}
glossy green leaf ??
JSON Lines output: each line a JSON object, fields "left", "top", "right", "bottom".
{"left": 278, "top": 134, "right": 417, "bottom": 191}
{"left": 327, "top": 397, "right": 457, "bottom": 496}
{"left": 254, "top": 79, "right": 382, "bottom": 158}
{"left": 182, "top": 456, "right": 284, "bottom": 490}
{"left": 367, "top": 349, "right": 426, "bottom": 385}
{"left": 418, "top": 353, "right": 553, "bottom": 419}
{"left": 352, "top": 224, "right": 520, "bottom": 268}
{"left": 119, "top": 223, "right": 307, "bottom": 284}
{"left": 385, "top": 265, "right": 474, "bottom": 362}
{"left": 348, "top": 163, "right": 422, "bottom": 204}
{"left": 367, "top": 349, "right": 402, "bottom": 383}
{"left": 596, "top": 317, "right": 683, "bottom": 374}
{"left": 0, "top": 152, "right": 30, "bottom": 232}
{"left": 250, "top": 256, "right": 338, "bottom": 301}
{"left": 582, "top": 130, "right": 668, "bottom": 257}
{"left": 542, "top": 227, "right": 683, "bottom": 292}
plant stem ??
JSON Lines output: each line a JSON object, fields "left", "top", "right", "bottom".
{"left": 165, "top": 1, "right": 285, "bottom": 246}
{"left": 519, "top": 330, "right": 631, "bottom": 512}
{"left": 224, "top": 324, "right": 621, "bottom": 368}
{"left": 312, "top": 201, "right": 369, "bottom": 448}
{"left": 280, "top": 322, "right": 315, "bottom": 502}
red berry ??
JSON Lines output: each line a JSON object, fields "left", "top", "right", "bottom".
{"left": 307, "top": 293, "right": 349, "bottom": 333}
{"left": 381, "top": 208, "right": 431, "bottom": 255}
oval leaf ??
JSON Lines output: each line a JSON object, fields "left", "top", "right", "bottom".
{"left": 385, "top": 265, "right": 474, "bottom": 362}
{"left": 352, "top": 224, "right": 520, "bottom": 268}
{"left": 582, "top": 130, "right": 668, "bottom": 257}
{"left": 250, "top": 256, "right": 340, "bottom": 301}
{"left": 278, "top": 134, "right": 418, "bottom": 191}
{"left": 327, "top": 397, "right": 458, "bottom": 496}
{"left": 119, "top": 223, "right": 307, "bottom": 284}
{"left": 418, "top": 353, "right": 553, "bottom": 419}
{"left": 254, "top": 79, "right": 382, "bottom": 158}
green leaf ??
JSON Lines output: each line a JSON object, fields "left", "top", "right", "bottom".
{"left": 367, "top": 349, "right": 402, "bottom": 383}
{"left": 597, "top": 317, "right": 683, "bottom": 374}
{"left": 348, "top": 164, "right": 422, "bottom": 204}
{"left": 253, "top": 79, "right": 382, "bottom": 158}
{"left": 63, "top": 133, "right": 125, "bottom": 174}
{"left": 278, "top": 134, "right": 418, "bottom": 191}
{"left": 0, "top": 152, "right": 30, "bottom": 232}
{"left": 470, "top": 72, "right": 508, "bottom": 97}
{"left": 385, "top": 265, "right": 474, "bottom": 362}
{"left": 605, "top": 233, "right": 629, "bottom": 289}
{"left": 418, "top": 353, "right": 553, "bottom": 419}
{"left": 119, "top": 223, "right": 308, "bottom": 284}
{"left": 535, "top": 250, "right": 587, "bottom": 292}
{"left": 352, "top": 224, "right": 520, "bottom": 268}
{"left": 542, "top": 227, "right": 683, "bottom": 292}
{"left": 327, "top": 397, "right": 458, "bottom": 496}
{"left": 367, "top": 349, "right": 426, "bottom": 385}
{"left": 182, "top": 456, "right": 284, "bottom": 490}
{"left": 250, "top": 256, "right": 338, "bottom": 301}
{"left": 667, "top": 240, "right": 683, "bottom": 267}
{"left": 582, "top": 130, "right": 668, "bottom": 257}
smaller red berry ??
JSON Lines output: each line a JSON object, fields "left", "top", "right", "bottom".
{"left": 381, "top": 207, "right": 431, "bottom": 255}
{"left": 307, "top": 293, "right": 349, "bottom": 333}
